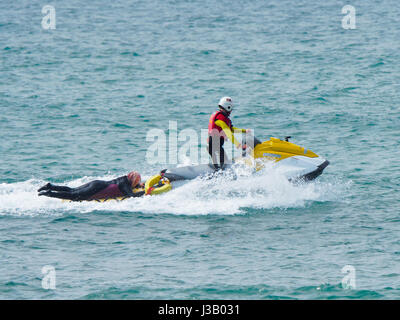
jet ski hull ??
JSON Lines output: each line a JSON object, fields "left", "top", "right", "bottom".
{"left": 164, "top": 164, "right": 234, "bottom": 181}
{"left": 274, "top": 156, "right": 329, "bottom": 181}
{"left": 164, "top": 137, "right": 329, "bottom": 182}
{"left": 301, "top": 159, "right": 329, "bottom": 181}
{"left": 164, "top": 157, "right": 329, "bottom": 182}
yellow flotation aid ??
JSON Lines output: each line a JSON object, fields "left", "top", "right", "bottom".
{"left": 144, "top": 174, "right": 172, "bottom": 196}
{"left": 62, "top": 196, "right": 129, "bottom": 203}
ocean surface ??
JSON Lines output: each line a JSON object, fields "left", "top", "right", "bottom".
{"left": 0, "top": 0, "right": 399, "bottom": 299}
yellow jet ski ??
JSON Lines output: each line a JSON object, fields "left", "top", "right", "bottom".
{"left": 163, "top": 136, "right": 329, "bottom": 182}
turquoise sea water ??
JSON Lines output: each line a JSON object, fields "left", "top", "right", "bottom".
{"left": 0, "top": 0, "right": 399, "bottom": 299}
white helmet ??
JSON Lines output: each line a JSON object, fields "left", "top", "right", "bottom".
{"left": 218, "top": 96, "right": 234, "bottom": 112}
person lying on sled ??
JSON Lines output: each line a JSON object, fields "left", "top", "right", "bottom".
{"left": 37, "top": 171, "right": 144, "bottom": 201}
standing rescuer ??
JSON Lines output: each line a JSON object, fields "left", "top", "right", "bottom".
{"left": 208, "top": 97, "right": 249, "bottom": 169}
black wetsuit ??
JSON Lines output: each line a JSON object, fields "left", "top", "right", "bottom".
{"left": 208, "top": 136, "right": 227, "bottom": 170}
{"left": 39, "top": 176, "right": 144, "bottom": 201}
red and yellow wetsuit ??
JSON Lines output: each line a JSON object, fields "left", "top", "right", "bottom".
{"left": 208, "top": 110, "right": 246, "bottom": 168}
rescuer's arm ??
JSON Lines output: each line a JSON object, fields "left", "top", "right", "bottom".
{"left": 231, "top": 126, "right": 247, "bottom": 133}
{"left": 215, "top": 120, "right": 241, "bottom": 147}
